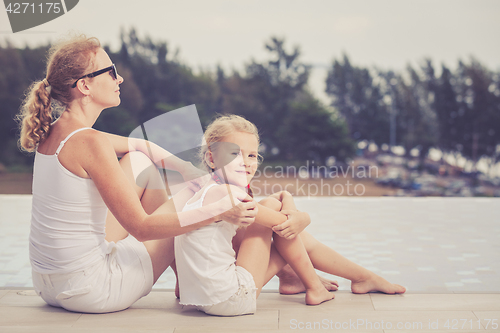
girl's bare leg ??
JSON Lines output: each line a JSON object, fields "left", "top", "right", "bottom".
{"left": 235, "top": 228, "right": 286, "bottom": 287}
{"left": 232, "top": 215, "right": 336, "bottom": 302}
{"left": 104, "top": 151, "right": 177, "bottom": 283}
{"left": 257, "top": 195, "right": 338, "bottom": 294}
{"left": 258, "top": 197, "right": 333, "bottom": 305}
{"left": 273, "top": 234, "right": 334, "bottom": 304}
{"left": 237, "top": 198, "right": 337, "bottom": 295}
{"left": 266, "top": 191, "right": 405, "bottom": 294}
{"left": 236, "top": 222, "right": 273, "bottom": 296}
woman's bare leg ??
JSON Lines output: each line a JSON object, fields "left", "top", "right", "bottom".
{"left": 104, "top": 151, "right": 178, "bottom": 283}
{"left": 299, "top": 231, "right": 406, "bottom": 294}
{"left": 265, "top": 192, "right": 405, "bottom": 294}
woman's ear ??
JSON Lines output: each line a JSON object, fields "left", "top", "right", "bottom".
{"left": 75, "top": 78, "right": 92, "bottom": 96}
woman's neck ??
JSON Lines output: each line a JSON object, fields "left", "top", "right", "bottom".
{"left": 64, "top": 100, "right": 102, "bottom": 128}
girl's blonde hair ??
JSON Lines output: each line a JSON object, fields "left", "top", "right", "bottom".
{"left": 200, "top": 114, "right": 261, "bottom": 196}
{"left": 16, "top": 34, "right": 101, "bottom": 152}
{"left": 200, "top": 114, "right": 260, "bottom": 171}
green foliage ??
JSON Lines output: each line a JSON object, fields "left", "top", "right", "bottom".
{"left": 19, "top": 29, "right": 500, "bottom": 171}
{"left": 218, "top": 37, "right": 355, "bottom": 163}
{"left": 276, "top": 92, "right": 355, "bottom": 162}
{"left": 325, "top": 55, "right": 390, "bottom": 144}
{"left": 0, "top": 43, "right": 48, "bottom": 166}
{"left": 325, "top": 54, "right": 500, "bottom": 172}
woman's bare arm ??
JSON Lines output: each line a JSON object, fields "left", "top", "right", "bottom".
{"left": 203, "top": 185, "right": 294, "bottom": 229}
{"left": 103, "top": 132, "right": 200, "bottom": 174}
{"left": 81, "top": 131, "right": 255, "bottom": 241}
{"left": 103, "top": 132, "right": 208, "bottom": 190}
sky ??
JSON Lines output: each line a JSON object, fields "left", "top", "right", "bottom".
{"left": 1, "top": 0, "right": 500, "bottom": 104}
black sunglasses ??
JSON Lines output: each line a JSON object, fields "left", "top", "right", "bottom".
{"left": 71, "top": 64, "right": 118, "bottom": 88}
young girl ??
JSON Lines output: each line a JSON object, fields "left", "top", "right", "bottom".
{"left": 174, "top": 115, "right": 334, "bottom": 316}
{"left": 175, "top": 115, "right": 406, "bottom": 316}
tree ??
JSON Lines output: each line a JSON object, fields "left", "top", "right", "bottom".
{"left": 220, "top": 37, "right": 355, "bottom": 163}
{"left": 399, "top": 64, "right": 438, "bottom": 159}
{"left": 111, "top": 28, "right": 220, "bottom": 126}
{"left": 325, "top": 54, "right": 390, "bottom": 145}
{"left": 276, "top": 92, "right": 355, "bottom": 162}
{"left": 0, "top": 42, "right": 48, "bottom": 167}
{"left": 454, "top": 59, "right": 500, "bottom": 171}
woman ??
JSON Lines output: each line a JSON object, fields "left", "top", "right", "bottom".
{"left": 17, "top": 35, "right": 257, "bottom": 313}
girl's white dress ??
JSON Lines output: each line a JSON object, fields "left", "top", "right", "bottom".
{"left": 174, "top": 183, "right": 257, "bottom": 316}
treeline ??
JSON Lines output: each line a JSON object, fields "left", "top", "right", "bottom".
{"left": 0, "top": 29, "right": 354, "bottom": 170}
{"left": 326, "top": 55, "right": 500, "bottom": 173}
{"left": 1, "top": 28, "right": 499, "bottom": 174}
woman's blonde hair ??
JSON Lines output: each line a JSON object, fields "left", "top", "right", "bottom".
{"left": 16, "top": 34, "right": 101, "bottom": 152}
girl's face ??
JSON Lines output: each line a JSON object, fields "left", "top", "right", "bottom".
{"left": 211, "top": 131, "right": 259, "bottom": 187}
{"left": 85, "top": 48, "right": 124, "bottom": 108}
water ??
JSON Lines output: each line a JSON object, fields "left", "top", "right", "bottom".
{"left": 1, "top": 195, "right": 499, "bottom": 293}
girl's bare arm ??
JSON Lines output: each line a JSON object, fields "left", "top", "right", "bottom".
{"left": 204, "top": 186, "right": 310, "bottom": 231}
{"left": 270, "top": 191, "right": 311, "bottom": 239}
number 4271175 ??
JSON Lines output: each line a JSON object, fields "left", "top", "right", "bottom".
{"left": 5, "top": 2, "right": 61, "bottom": 14}
{"left": 443, "top": 319, "right": 498, "bottom": 330}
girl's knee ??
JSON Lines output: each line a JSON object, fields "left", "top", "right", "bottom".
{"left": 245, "top": 222, "right": 273, "bottom": 239}
{"left": 259, "top": 197, "right": 282, "bottom": 212}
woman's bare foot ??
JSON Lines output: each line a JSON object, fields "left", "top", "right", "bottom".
{"left": 351, "top": 272, "right": 406, "bottom": 294}
{"left": 278, "top": 265, "right": 338, "bottom": 294}
{"left": 305, "top": 286, "right": 335, "bottom": 305}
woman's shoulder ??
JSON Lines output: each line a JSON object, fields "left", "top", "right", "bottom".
{"left": 66, "top": 129, "right": 112, "bottom": 153}
{"left": 58, "top": 129, "right": 116, "bottom": 174}
{"left": 74, "top": 128, "right": 105, "bottom": 142}
{"left": 38, "top": 124, "right": 103, "bottom": 155}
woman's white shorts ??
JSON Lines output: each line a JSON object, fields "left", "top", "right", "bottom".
{"left": 32, "top": 235, "right": 154, "bottom": 313}
{"left": 197, "top": 266, "right": 257, "bottom": 316}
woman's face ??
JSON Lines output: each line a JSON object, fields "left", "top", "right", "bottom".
{"left": 211, "top": 131, "right": 259, "bottom": 187}
{"left": 86, "top": 48, "right": 123, "bottom": 108}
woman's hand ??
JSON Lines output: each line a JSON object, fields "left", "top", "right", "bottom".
{"left": 272, "top": 210, "right": 310, "bottom": 239}
{"left": 217, "top": 189, "right": 258, "bottom": 227}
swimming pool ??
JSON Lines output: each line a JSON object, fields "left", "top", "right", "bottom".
{"left": 1, "top": 195, "right": 499, "bottom": 293}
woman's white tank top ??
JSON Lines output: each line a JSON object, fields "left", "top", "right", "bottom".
{"left": 29, "top": 127, "right": 109, "bottom": 274}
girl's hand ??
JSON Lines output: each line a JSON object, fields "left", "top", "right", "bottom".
{"left": 218, "top": 189, "right": 258, "bottom": 227}
{"left": 272, "top": 210, "right": 310, "bottom": 239}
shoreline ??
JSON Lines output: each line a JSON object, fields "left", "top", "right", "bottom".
{"left": 0, "top": 172, "right": 395, "bottom": 196}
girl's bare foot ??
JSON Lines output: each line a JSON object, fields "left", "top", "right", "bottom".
{"left": 278, "top": 265, "right": 338, "bottom": 294}
{"left": 305, "top": 286, "right": 335, "bottom": 305}
{"left": 351, "top": 272, "right": 406, "bottom": 294}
